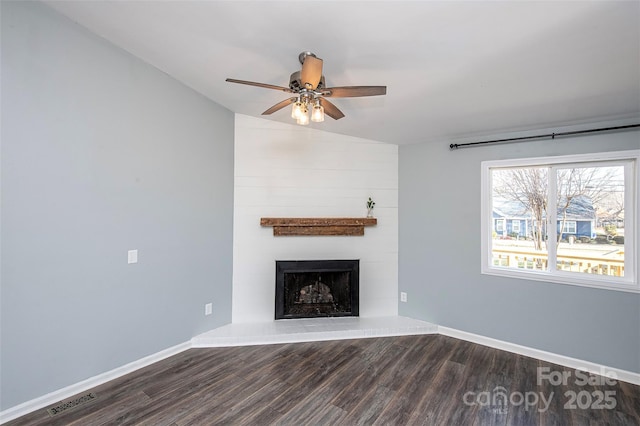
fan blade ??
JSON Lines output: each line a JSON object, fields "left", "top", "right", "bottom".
{"left": 226, "top": 78, "right": 294, "bottom": 93}
{"left": 262, "top": 97, "right": 297, "bottom": 115}
{"left": 322, "top": 86, "right": 387, "bottom": 98}
{"left": 300, "top": 56, "right": 323, "bottom": 90}
{"left": 319, "top": 98, "right": 345, "bottom": 120}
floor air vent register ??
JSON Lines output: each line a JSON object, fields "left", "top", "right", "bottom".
{"left": 46, "top": 392, "right": 98, "bottom": 417}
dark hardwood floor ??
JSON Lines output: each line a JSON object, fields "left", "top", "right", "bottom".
{"left": 6, "top": 335, "right": 640, "bottom": 425}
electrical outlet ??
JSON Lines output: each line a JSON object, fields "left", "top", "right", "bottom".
{"left": 205, "top": 303, "right": 213, "bottom": 316}
{"left": 127, "top": 250, "right": 138, "bottom": 264}
{"left": 400, "top": 292, "right": 407, "bottom": 302}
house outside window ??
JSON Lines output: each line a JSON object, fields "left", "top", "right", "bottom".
{"left": 482, "top": 150, "right": 638, "bottom": 293}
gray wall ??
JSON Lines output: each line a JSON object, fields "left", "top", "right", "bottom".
{"left": 399, "top": 128, "right": 640, "bottom": 373}
{"left": 1, "top": 1, "right": 234, "bottom": 410}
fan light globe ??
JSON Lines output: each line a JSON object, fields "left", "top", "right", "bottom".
{"left": 297, "top": 106, "right": 310, "bottom": 125}
{"left": 311, "top": 103, "right": 324, "bottom": 122}
{"left": 291, "top": 100, "right": 303, "bottom": 119}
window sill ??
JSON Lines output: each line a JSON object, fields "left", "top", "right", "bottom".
{"left": 482, "top": 267, "right": 640, "bottom": 293}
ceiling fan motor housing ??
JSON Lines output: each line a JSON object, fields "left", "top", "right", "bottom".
{"left": 289, "top": 71, "right": 325, "bottom": 91}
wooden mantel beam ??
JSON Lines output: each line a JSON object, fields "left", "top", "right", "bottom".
{"left": 260, "top": 217, "right": 377, "bottom": 236}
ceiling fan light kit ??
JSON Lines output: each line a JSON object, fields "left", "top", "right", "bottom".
{"left": 226, "top": 52, "right": 387, "bottom": 125}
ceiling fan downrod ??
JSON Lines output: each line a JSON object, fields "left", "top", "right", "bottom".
{"left": 298, "top": 51, "right": 317, "bottom": 65}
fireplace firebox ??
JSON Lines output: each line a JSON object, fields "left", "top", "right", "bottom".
{"left": 275, "top": 260, "right": 359, "bottom": 320}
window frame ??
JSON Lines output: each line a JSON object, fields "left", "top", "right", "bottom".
{"left": 481, "top": 150, "right": 639, "bottom": 293}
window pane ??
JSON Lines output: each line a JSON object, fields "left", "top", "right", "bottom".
{"left": 555, "top": 166, "right": 625, "bottom": 277}
{"left": 491, "top": 167, "right": 548, "bottom": 271}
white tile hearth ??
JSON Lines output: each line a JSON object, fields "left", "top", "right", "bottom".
{"left": 191, "top": 316, "right": 437, "bottom": 347}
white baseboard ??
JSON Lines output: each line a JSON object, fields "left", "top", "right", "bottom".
{"left": 0, "top": 341, "right": 191, "bottom": 424}
{"left": 438, "top": 326, "right": 640, "bottom": 386}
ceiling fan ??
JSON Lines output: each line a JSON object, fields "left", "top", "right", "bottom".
{"left": 226, "top": 51, "right": 386, "bottom": 125}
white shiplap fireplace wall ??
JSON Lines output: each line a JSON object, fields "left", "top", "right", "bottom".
{"left": 232, "top": 114, "right": 398, "bottom": 323}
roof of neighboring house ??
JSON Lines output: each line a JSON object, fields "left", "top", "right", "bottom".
{"left": 493, "top": 195, "right": 596, "bottom": 220}
{"left": 492, "top": 202, "right": 528, "bottom": 219}
{"left": 560, "top": 195, "right": 596, "bottom": 220}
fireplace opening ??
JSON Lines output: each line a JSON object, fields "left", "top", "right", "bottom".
{"left": 275, "top": 260, "right": 359, "bottom": 320}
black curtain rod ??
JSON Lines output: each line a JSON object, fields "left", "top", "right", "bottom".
{"left": 449, "top": 123, "right": 640, "bottom": 150}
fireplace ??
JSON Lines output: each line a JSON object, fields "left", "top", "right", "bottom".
{"left": 275, "top": 260, "right": 359, "bottom": 320}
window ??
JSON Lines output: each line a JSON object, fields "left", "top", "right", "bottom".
{"left": 481, "top": 150, "right": 638, "bottom": 292}
{"left": 563, "top": 221, "right": 577, "bottom": 234}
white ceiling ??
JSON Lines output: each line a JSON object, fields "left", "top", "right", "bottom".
{"left": 45, "top": 1, "right": 640, "bottom": 145}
